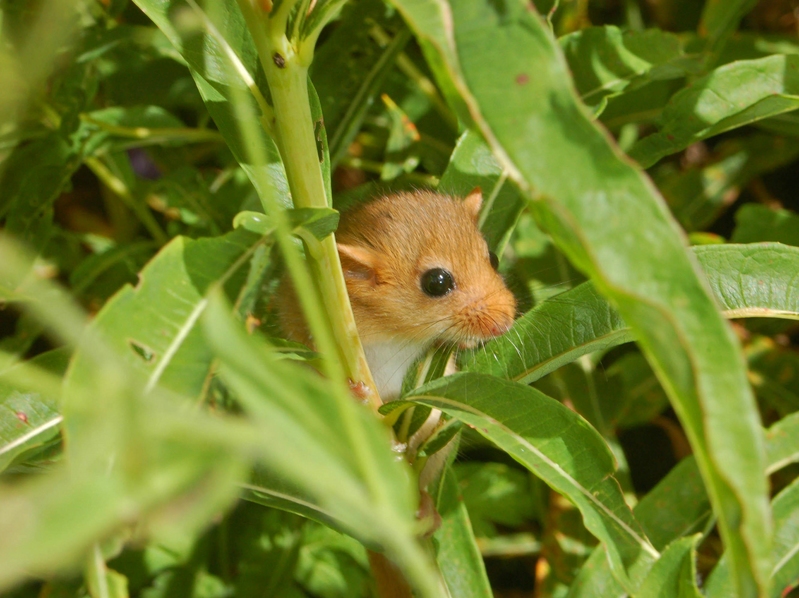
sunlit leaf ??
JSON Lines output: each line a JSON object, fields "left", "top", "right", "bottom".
{"left": 629, "top": 55, "right": 799, "bottom": 167}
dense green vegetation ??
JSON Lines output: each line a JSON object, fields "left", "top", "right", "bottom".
{"left": 1, "top": 0, "right": 799, "bottom": 596}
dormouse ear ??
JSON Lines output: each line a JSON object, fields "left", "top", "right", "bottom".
{"left": 464, "top": 187, "right": 483, "bottom": 221}
{"left": 337, "top": 243, "right": 380, "bottom": 283}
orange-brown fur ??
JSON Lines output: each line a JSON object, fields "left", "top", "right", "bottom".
{"left": 276, "top": 189, "right": 516, "bottom": 400}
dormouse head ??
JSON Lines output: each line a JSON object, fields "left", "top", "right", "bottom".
{"left": 336, "top": 189, "right": 516, "bottom": 347}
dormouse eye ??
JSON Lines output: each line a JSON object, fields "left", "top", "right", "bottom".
{"left": 420, "top": 268, "right": 455, "bottom": 297}
{"left": 489, "top": 251, "right": 499, "bottom": 271}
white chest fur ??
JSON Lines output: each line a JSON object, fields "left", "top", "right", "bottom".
{"left": 363, "top": 339, "right": 427, "bottom": 401}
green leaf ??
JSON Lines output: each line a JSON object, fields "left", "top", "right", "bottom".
{"left": 132, "top": 0, "right": 289, "bottom": 207}
{"left": 381, "top": 94, "right": 420, "bottom": 180}
{"left": 601, "top": 353, "right": 669, "bottom": 430}
{"left": 388, "top": 2, "right": 772, "bottom": 593}
{"left": 73, "top": 228, "right": 263, "bottom": 400}
{"left": 571, "top": 410, "right": 799, "bottom": 596}
{"left": 695, "top": 243, "right": 799, "bottom": 320}
{"left": 749, "top": 340, "right": 799, "bottom": 416}
{"left": 706, "top": 476, "right": 799, "bottom": 598}
{"left": 700, "top": 0, "right": 758, "bottom": 51}
{"left": 636, "top": 535, "right": 702, "bottom": 598}
{"left": 0, "top": 133, "right": 82, "bottom": 253}
{"left": 69, "top": 241, "right": 158, "bottom": 305}
{"left": 296, "top": 520, "right": 371, "bottom": 598}
{"left": 570, "top": 458, "right": 707, "bottom": 597}
{"left": 60, "top": 228, "right": 264, "bottom": 477}
{"left": 289, "top": 207, "right": 340, "bottom": 240}
{"left": 635, "top": 459, "right": 711, "bottom": 553}
{"left": 560, "top": 26, "right": 701, "bottom": 113}
{"left": 81, "top": 105, "right": 208, "bottom": 155}
{"left": 439, "top": 131, "right": 526, "bottom": 255}
{"left": 568, "top": 457, "right": 710, "bottom": 598}
{"left": 226, "top": 506, "right": 304, "bottom": 598}
{"left": 0, "top": 415, "right": 245, "bottom": 593}
{"left": 308, "top": 78, "right": 334, "bottom": 207}
{"left": 455, "top": 462, "right": 538, "bottom": 538}
{"left": 86, "top": 545, "right": 130, "bottom": 598}
{"left": 656, "top": 135, "right": 799, "bottom": 231}
{"left": 629, "top": 55, "right": 799, "bottom": 167}
{"left": 312, "top": 0, "right": 408, "bottom": 167}
{"left": 766, "top": 412, "right": 799, "bottom": 474}
{"left": 395, "top": 373, "right": 658, "bottom": 592}
{"left": 770, "top": 478, "right": 799, "bottom": 598}
{"left": 732, "top": 204, "right": 799, "bottom": 246}
{"left": 233, "top": 207, "right": 339, "bottom": 240}
{"left": 461, "top": 279, "right": 630, "bottom": 384}
{"left": 432, "top": 464, "right": 493, "bottom": 598}
{"left": 598, "top": 78, "right": 685, "bottom": 130}
{"left": 0, "top": 350, "right": 68, "bottom": 474}
{"left": 463, "top": 243, "right": 799, "bottom": 383}
{"left": 242, "top": 472, "right": 350, "bottom": 536}
{"left": 234, "top": 211, "right": 276, "bottom": 235}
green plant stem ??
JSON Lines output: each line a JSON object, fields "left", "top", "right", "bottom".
{"left": 84, "top": 156, "right": 169, "bottom": 245}
{"left": 236, "top": 0, "right": 397, "bottom": 513}
{"left": 80, "top": 116, "right": 225, "bottom": 145}
{"left": 247, "top": 5, "right": 380, "bottom": 409}
{"left": 370, "top": 25, "right": 457, "bottom": 132}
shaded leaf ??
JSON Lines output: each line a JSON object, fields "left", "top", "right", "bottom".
{"left": 455, "top": 461, "right": 538, "bottom": 538}
{"left": 133, "top": 0, "right": 289, "bottom": 207}
{"left": 766, "top": 412, "right": 799, "bottom": 474}
{"left": 202, "top": 294, "right": 442, "bottom": 596}
{"left": 439, "top": 130, "right": 526, "bottom": 255}
{"left": 561, "top": 26, "right": 701, "bottom": 113}
{"left": 732, "top": 204, "right": 799, "bottom": 246}
{"left": 312, "top": 0, "right": 408, "bottom": 167}
{"left": 432, "top": 464, "right": 493, "bottom": 598}
{"left": 568, "top": 458, "right": 709, "bottom": 598}
{"left": 629, "top": 55, "right": 799, "bottom": 167}
{"left": 700, "top": 0, "right": 758, "bottom": 51}
{"left": 706, "top": 476, "right": 799, "bottom": 598}
{"left": 657, "top": 135, "right": 799, "bottom": 231}
{"left": 636, "top": 535, "right": 702, "bottom": 598}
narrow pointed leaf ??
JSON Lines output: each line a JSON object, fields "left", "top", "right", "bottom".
{"left": 700, "top": 0, "right": 758, "bottom": 50}
{"left": 463, "top": 243, "right": 799, "bottom": 382}
{"left": 439, "top": 131, "right": 526, "bottom": 255}
{"left": 571, "top": 414, "right": 799, "bottom": 596}
{"left": 0, "top": 350, "right": 67, "bottom": 474}
{"left": 132, "top": 0, "right": 289, "bottom": 205}
{"left": 312, "top": 0, "right": 409, "bottom": 167}
{"left": 560, "top": 26, "right": 701, "bottom": 112}
{"left": 766, "top": 412, "right": 799, "bottom": 474}
{"left": 629, "top": 55, "right": 799, "bottom": 168}
{"left": 732, "top": 204, "right": 799, "bottom": 246}
{"left": 201, "top": 294, "right": 443, "bottom": 597}
{"left": 637, "top": 535, "right": 703, "bottom": 598}
{"left": 706, "top": 476, "right": 799, "bottom": 598}
{"left": 394, "top": 373, "right": 659, "bottom": 592}
{"left": 432, "top": 464, "right": 493, "bottom": 598}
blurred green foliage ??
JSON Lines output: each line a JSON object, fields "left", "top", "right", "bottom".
{"left": 1, "top": 0, "right": 799, "bottom": 596}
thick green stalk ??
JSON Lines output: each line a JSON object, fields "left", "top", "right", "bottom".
{"left": 240, "top": 0, "right": 380, "bottom": 409}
